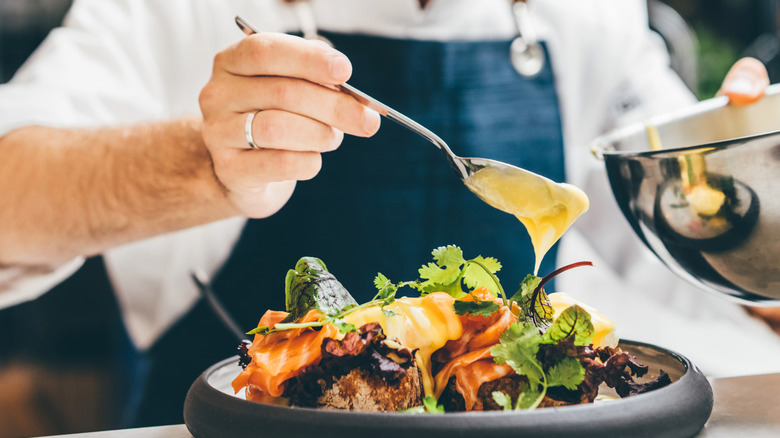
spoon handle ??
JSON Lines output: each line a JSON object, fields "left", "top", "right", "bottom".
{"left": 339, "top": 84, "right": 451, "bottom": 154}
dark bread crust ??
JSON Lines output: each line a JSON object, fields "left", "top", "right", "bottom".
{"left": 290, "top": 363, "right": 423, "bottom": 411}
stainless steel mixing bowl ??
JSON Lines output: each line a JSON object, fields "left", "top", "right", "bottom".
{"left": 592, "top": 84, "right": 780, "bottom": 304}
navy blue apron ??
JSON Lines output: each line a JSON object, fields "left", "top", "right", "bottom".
{"left": 130, "top": 32, "right": 565, "bottom": 426}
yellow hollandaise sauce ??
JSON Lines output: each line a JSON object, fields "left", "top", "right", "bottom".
{"left": 343, "top": 292, "right": 463, "bottom": 397}
{"left": 465, "top": 166, "right": 590, "bottom": 275}
{"left": 549, "top": 292, "right": 618, "bottom": 348}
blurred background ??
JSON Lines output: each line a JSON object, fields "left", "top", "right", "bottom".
{"left": 0, "top": 0, "right": 778, "bottom": 437}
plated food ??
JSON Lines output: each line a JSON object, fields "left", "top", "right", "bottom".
{"left": 231, "top": 246, "right": 671, "bottom": 413}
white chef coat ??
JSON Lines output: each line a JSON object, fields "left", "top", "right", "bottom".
{"left": 2, "top": 0, "right": 780, "bottom": 377}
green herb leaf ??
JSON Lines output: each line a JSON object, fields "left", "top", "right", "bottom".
{"left": 514, "top": 387, "right": 544, "bottom": 410}
{"left": 373, "top": 272, "right": 399, "bottom": 307}
{"left": 332, "top": 319, "right": 357, "bottom": 334}
{"left": 414, "top": 246, "right": 505, "bottom": 301}
{"left": 453, "top": 300, "right": 500, "bottom": 317}
{"left": 400, "top": 395, "right": 445, "bottom": 414}
{"left": 542, "top": 305, "right": 595, "bottom": 347}
{"left": 283, "top": 257, "right": 357, "bottom": 322}
{"left": 415, "top": 246, "right": 467, "bottom": 296}
{"left": 510, "top": 274, "right": 541, "bottom": 304}
{"left": 492, "top": 391, "right": 513, "bottom": 411}
{"left": 462, "top": 256, "right": 502, "bottom": 290}
{"left": 511, "top": 274, "right": 553, "bottom": 326}
{"left": 545, "top": 356, "right": 586, "bottom": 390}
{"left": 423, "top": 395, "right": 445, "bottom": 414}
{"left": 490, "top": 322, "right": 545, "bottom": 390}
{"left": 246, "top": 325, "right": 270, "bottom": 335}
{"left": 381, "top": 308, "right": 399, "bottom": 317}
{"left": 490, "top": 322, "right": 548, "bottom": 410}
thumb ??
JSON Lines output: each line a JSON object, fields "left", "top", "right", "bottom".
{"left": 717, "top": 57, "right": 770, "bottom": 105}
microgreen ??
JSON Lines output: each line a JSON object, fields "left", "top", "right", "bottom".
{"left": 542, "top": 304, "right": 594, "bottom": 347}
{"left": 401, "top": 395, "right": 445, "bottom": 414}
{"left": 492, "top": 391, "right": 513, "bottom": 411}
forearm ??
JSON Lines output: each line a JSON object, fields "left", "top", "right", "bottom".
{"left": 0, "top": 118, "right": 286, "bottom": 265}
{"left": 0, "top": 32, "right": 380, "bottom": 266}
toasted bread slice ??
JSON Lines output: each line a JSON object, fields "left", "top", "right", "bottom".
{"left": 290, "top": 363, "right": 423, "bottom": 411}
{"left": 286, "top": 322, "right": 424, "bottom": 411}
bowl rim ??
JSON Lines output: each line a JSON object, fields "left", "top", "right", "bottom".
{"left": 591, "top": 83, "right": 780, "bottom": 159}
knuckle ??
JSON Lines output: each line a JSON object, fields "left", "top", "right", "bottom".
{"left": 212, "top": 50, "right": 228, "bottom": 69}
{"left": 244, "top": 34, "right": 276, "bottom": 61}
{"left": 254, "top": 115, "right": 282, "bottom": 145}
{"left": 331, "top": 98, "right": 365, "bottom": 133}
{"left": 199, "top": 112, "right": 232, "bottom": 147}
{"left": 210, "top": 150, "right": 234, "bottom": 176}
{"left": 271, "top": 80, "right": 299, "bottom": 108}
{"left": 198, "top": 83, "right": 218, "bottom": 111}
{"left": 211, "top": 160, "right": 234, "bottom": 187}
{"left": 200, "top": 123, "right": 217, "bottom": 146}
{"left": 304, "top": 44, "right": 333, "bottom": 71}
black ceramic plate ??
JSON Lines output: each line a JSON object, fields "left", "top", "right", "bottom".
{"left": 184, "top": 340, "right": 712, "bottom": 438}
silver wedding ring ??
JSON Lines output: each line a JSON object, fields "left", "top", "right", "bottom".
{"left": 244, "top": 110, "right": 262, "bottom": 150}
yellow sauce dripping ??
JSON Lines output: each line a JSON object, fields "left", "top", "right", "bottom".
{"left": 343, "top": 292, "right": 463, "bottom": 397}
{"left": 465, "top": 167, "right": 589, "bottom": 274}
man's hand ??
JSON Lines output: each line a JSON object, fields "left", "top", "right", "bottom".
{"left": 717, "top": 57, "right": 770, "bottom": 105}
{"left": 199, "top": 33, "right": 381, "bottom": 218}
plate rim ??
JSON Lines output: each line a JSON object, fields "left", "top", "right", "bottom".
{"left": 184, "top": 339, "right": 713, "bottom": 438}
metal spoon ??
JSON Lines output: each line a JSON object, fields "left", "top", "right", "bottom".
{"left": 234, "top": 16, "right": 581, "bottom": 221}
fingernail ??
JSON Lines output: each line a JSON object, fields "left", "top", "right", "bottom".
{"left": 330, "top": 54, "right": 351, "bottom": 82}
{"left": 363, "top": 106, "right": 381, "bottom": 135}
{"left": 725, "top": 76, "right": 760, "bottom": 96}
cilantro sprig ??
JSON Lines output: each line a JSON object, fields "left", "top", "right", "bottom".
{"left": 373, "top": 246, "right": 592, "bottom": 326}
{"left": 490, "top": 308, "right": 594, "bottom": 411}
{"left": 371, "top": 245, "right": 507, "bottom": 318}
{"left": 413, "top": 245, "right": 504, "bottom": 299}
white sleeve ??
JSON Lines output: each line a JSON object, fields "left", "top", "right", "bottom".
{"left": 0, "top": 0, "right": 167, "bottom": 308}
{"left": 0, "top": 258, "right": 84, "bottom": 309}
{"left": 0, "top": 0, "right": 181, "bottom": 137}
{"left": 0, "top": 0, "right": 215, "bottom": 309}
